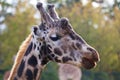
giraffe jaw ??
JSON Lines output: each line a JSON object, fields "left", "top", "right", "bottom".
{"left": 81, "top": 57, "right": 97, "bottom": 69}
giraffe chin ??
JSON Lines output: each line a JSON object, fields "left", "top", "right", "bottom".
{"left": 82, "top": 57, "right": 97, "bottom": 69}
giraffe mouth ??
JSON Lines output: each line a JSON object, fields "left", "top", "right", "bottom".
{"left": 81, "top": 57, "right": 97, "bottom": 69}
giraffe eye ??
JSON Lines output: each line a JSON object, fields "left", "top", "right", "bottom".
{"left": 50, "top": 34, "right": 61, "bottom": 41}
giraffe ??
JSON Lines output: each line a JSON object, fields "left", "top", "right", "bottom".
{"left": 8, "top": 2, "right": 100, "bottom": 80}
{"left": 58, "top": 63, "right": 82, "bottom": 80}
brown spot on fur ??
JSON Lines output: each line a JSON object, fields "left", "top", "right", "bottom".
{"left": 76, "top": 43, "right": 82, "bottom": 50}
{"left": 69, "top": 33, "right": 75, "bottom": 40}
{"left": 54, "top": 48, "right": 62, "bottom": 56}
{"left": 55, "top": 57, "right": 61, "bottom": 62}
{"left": 62, "top": 56, "right": 72, "bottom": 63}
{"left": 34, "top": 68, "right": 38, "bottom": 79}
{"left": 72, "top": 42, "right": 77, "bottom": 50}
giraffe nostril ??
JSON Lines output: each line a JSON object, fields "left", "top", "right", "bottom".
{"left": 87, "top": 47, "right": 97, "bottom": 55}
{"left": 87, "top": 47, "right": 94, "bottom": 52}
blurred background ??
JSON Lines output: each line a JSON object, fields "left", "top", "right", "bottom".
{"left": 0, "top": 0, "right": 120, "bottom": 80}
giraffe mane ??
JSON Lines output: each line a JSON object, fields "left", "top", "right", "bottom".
{"left": 9, "top": 33, "right": 32, "bottom": 79}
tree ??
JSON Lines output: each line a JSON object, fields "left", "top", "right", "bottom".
{"left": 0, "top": 0, "right": 13, "bottom": 24}
{"left": 0, "top": 0, "right": 36, "bottom": 69}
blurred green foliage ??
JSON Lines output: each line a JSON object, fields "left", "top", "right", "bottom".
{"left": 41, "top": 62, "right": 59, "bottom": 80}
{"left": 0, "top": 0, "right": 36, "bottom": 69}
{"left": 0, "top": 0, "right": 120, "bottom": 80}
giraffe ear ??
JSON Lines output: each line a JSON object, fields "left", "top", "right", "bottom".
{"left": 32, "top": 26, "right": 45, "bottom": 41}
{"left": 32, "top": 26, "right": 40, "bottom": 36}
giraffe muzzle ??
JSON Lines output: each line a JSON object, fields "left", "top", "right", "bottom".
{"left": 81, "top": 47, "right": 100, "bottom": 69}
{"left": 82, "top": 57, "right": 96, "bottom": 69}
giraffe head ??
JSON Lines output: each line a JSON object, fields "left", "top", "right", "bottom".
{"left": 33, "top": 2, "right": 100, "bottom": 69}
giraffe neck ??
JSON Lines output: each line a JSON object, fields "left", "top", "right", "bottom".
{"left": 8, "top": 34, "right": 49, "bottom": 80}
